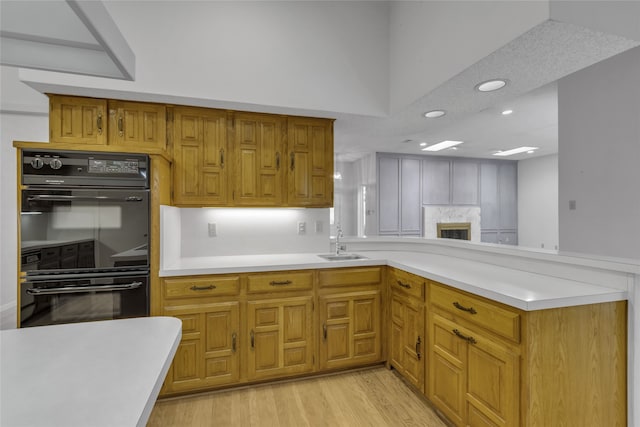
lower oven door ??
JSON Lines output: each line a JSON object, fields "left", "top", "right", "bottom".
{"left": 20, "top": 274, "right": 149, "bottom": 328}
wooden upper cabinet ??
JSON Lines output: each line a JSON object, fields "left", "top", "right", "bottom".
{"left": 49, "top": 95, "right": 107, "bottom": 145}
{"left": 108, "top": 100, "right": 166, "bottom": 150}
{"left": 287, "top": 117, "right": 334, "bottom": 207}
{"left": 173, "top": 106, "right": 229, "bottom": 205}
{"left": 233, "top": 112, "right": 284, "bottom": 206}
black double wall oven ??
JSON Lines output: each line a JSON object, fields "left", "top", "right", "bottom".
{"left": 20, "top": 149, "right": 150, "bottom": 327}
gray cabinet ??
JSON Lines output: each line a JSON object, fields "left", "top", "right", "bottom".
{"left": 376, "top": 153, "right": 516, "bottom": 243}
{"left": 422, "top": 159, "right": 478, "bottom": 205}
{"left": 378, "top": 155, "right": 422, "bottom": 236}
{"left": 422, "top": 159, "right": 450, "bottom": 205}
{"left": 452, "top": 161, "right": 478, "bottom": 205}
{"left": 480, "top": 161, "right": 517, "bottom": 245}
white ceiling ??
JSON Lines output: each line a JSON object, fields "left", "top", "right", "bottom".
{"left": 0, "top": 0, "right": 135, "bottom": 80}
{"left": 2, "top": 1, "right": 639, "bottom": 164}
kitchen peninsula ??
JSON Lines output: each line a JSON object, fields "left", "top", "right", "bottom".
{"left": 159, "top": 222, "right": 631, "bottom": 426}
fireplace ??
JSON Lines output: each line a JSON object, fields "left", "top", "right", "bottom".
{"left": 437, "top": 222, "right": 471, "bottom": 240}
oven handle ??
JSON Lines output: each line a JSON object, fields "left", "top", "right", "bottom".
{"left": 26, "top": 281, "right": 143, "bottom": 295}
{"left": 27, "top": 195, "right": 144, "bottom": 202}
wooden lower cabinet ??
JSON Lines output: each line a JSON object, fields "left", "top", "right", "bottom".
{"left": 430, "top": 313, "right": 518, "bottom": 427}
{"left": 390, "top": 295, "right": 425, "bottom": 392}
{"left": 428, "top": 281, "right": 627, "bottom": 427}
{"left": 247, "top": 296, "right": 314, "bottom": 380}
{"left": 388, "top": 267, "right": 426, "bottom": 392}
{"left": 319, "top": 290, "right": 381, "bottom": 370}
{"left": 163, "top": 301, "right": 240, "bottom": 393}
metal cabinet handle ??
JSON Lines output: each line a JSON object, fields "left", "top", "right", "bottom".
{"left": 269, "top": 280, "right": 292, "bottom": 286}
{"left": 416, "top": 336, "right": 422, "bottom": 360}
{"left": 290, "top": 152, "right": 295, "bottom": 171}
{"left": 97, "top": 113, "right": 103, "bottom": 135}
{"left": 453, "top": 301, "right": 477, "bottom": 314}
{"left": 250, "top": 330, "right": 255, "bottom": 349}
{"left": 397, "top": 280, "right": 411, "bottom": 289}
{"left": 190, "top": 284, "right": 216, "bottom": 291}
{"left": 276, "top": 152, "right": 280, "bottom": 170}
{"left": 220, "top": 148, "right": 225, "bottom": 168}
{"left": 118, "top": 115, "right": 124, "bottom": 136}
{"left": 323, "top": 323, "right": 327, "bottom": 340}
{"left": 453, "top": 329, "right": 477, "bottom": 344}
{"left": 232, "top": 332, "right": 237, "bottom": 353}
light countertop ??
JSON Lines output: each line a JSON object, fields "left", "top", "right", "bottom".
{"left": 1, "top": 317, "right": 182, "bottom": 427}
{"left": 160, "top": 251, "right": 627, "bottom": 311}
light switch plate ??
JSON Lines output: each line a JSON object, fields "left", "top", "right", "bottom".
{"left": 208, "top": 222, "right": 217, "bottom": 237}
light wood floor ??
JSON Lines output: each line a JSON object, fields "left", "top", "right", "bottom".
{"left": 148, "top": 367, "right": 447, "bottom": 427}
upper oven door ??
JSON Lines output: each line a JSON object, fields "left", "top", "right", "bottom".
{"left": 21, "top": 188, "right": 149, "bottom": 274}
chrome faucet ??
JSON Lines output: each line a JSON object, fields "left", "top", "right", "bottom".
{"left": 335, "top": 224, "right": 344, "bottom": 255}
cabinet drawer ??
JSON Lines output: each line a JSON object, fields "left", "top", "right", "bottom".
{"left": 389, "top": 268, "right": 425, "bottom": 301}
{"left": 431, "top": 283, "right": 520, "bottom": 342}
{"left": 318, "top": 267, "right": 381, "bottom": 288}
{"left": 247, "top": 271, "right": 313, "bottom": 293}
{"left": 164, "top": 276, "right": 240, "bottom": 299}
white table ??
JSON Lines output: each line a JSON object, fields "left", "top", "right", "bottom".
{"left": 1, "top": 317, "right": 181, "bottom": 427}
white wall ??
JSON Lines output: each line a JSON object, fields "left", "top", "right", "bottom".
{"left": 517, "top": 154, "right": 559, "bottom": 250}
{"left": 558, "top": 46, "right": 640, "bottom": 260}
{"left": 20, "top": 1, "right": 390, "bottom": 118}
{"left": 176, "top": 208, "right": 330, "bottom": 259}
{"left": 389, "top": 1, "right": 549, "bottom": 112}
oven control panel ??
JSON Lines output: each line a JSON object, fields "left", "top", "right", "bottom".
{"left": 22, "top": 149, "right": 148, "bottom": 188}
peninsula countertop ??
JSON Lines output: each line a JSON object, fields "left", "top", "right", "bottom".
{"left": 1, "top": 317, "right": 182, "bottom": 427}
{"left": 159, "top": 251, "right": 627, "bottom": 311}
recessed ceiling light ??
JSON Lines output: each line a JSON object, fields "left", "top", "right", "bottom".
{"left": 419, "top": 142, "right": 428, "bottom": 147}
{"left": 502, "top": 109, "right": 513, "bottom": 115}
{"left": 422, "top": 140, "right": 464, "bottom": 152}
{"left": 424, "top": 110, "right": 446, "bottom": 118}
{"left": 450, "top": 147, "right": 458, "bottom": 150}
{"left": 476, "top": 79, "right": 507, "bottom": 92}
{"left": 493, "top": 146, "right": 538, "bottom": 156}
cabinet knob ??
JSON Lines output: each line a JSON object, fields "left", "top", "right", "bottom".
{"left": 250, "top": 330, "right": 255, "bottom": 349}
{"left": 415, "top": 336, "right": 421, "bottom": 360}
{"left": 232, "top": 332, "right": 237, "bottom": 353}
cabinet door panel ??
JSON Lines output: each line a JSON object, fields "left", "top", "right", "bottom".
{"left": 498, "top": 163, "right": 517, "bottom": 230}
{"left": 50, "top": 96, "right": 107, "bottom": 145}
{"left": 320, "top": 290, "right": 381, "bottom": 370}
{"left": 173, "top": 340, "right": 200, "bottom": 383}
{"left": 452, "top": 161, "right": 479, "bottom": 205}
{"left": 247, "top": 297, "right": 313, "bottom": 380}
{"left": 430, "top": 315, "right": 465, "bottom": 426}
{"left": 480, "top": 163, "right": 499, "bottom": 229}
{"left": 400, "top": 158, "right": 422, "bottom": 234}
{"left": 466, "top": 336, "right": 519, "bottom": 427}
{"left": 173, "top": 107, "right": 228, "bottom": 205}
{"left": 235, "top": 113, "right": 284, "bottom": 206}
{"left": 378, "top": 157, "right": 400, "bottom": 233}
{"left": 422, "top": 159, "right": 450, "bottom": 205}
{"left": 287, "top": 118, "right": 333, "bottom": 206}
{"left": 110, "top": 101, "right": 166, "bottom": 150}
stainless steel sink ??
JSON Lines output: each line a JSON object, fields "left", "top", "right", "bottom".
{"left": 318, "top": 253, "right": 368, "bottom": 261}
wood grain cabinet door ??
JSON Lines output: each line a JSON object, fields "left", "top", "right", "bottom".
{"left": 319, "top": 290, "right": 381, "bottom": 370}
{"left": 287, "top": 117, "right": 333, "bottom": 207}
{"left": 233, "top": 112, "right": 284, "bottom": 206}
{"left": 246, "top": 296, "right": 314, "bottom": 380}
{"left": 401, "top": 299, "right": 424, "bottom": 391}
{"left": 173, "top": 106, "right": 228, "bottom": 205}
{"left": 163, "top": 302, "right": 240, "bottom": 393}
{"left": 49, "top": 95, "right": 107, "bottom": 145}
{"left": 108, "top": 100, "right": 166, "bottom": 150}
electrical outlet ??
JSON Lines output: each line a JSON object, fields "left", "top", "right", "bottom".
{"left": 208, "top": 222, "right": 217, "bottom": 237}
{"left": 297, "top": 221, "right": 306, "bottom": 235}
{"left": 315, "top": 220, "right": 323, "bottom": 233}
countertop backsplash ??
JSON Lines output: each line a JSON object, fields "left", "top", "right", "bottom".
{"left": 161, "top": 205, "right": 330, "bottom": 262}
